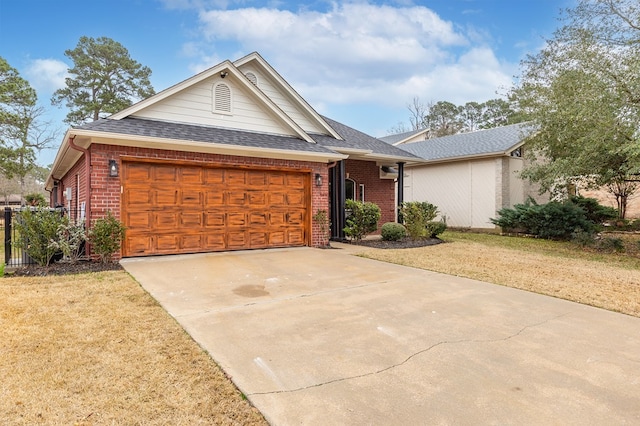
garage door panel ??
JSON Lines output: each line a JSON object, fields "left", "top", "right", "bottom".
{"left": 156, "top": 234, "right": 180, "bottom": 252}
{"left": 180, "top": 234, "right": 203, "bottom": 250}
{"left": 154, "top": 166, "right": 178, "bottom": 182}
{"left": 205, "top": 212, "right": 225, "bottom": 227}
{"left": 181, "top": 167, "right": 203, "bottom": 184}
{"left": 126, "top": 234, "right": 153, "bottom": 256}
{"left": 123, "top": 162, "right": 309, "bottom": 257}
{"left": 228, "top": 192, "right": 247, "bottom": 205}
{"left": 250, "top": 232, "right": 267, "bottom": 247}
{"left": 154, "top": 212, "right": 179, "bottom": 228}
{"left": 205, "top": 168, "right": 225, "bottom": 184}
{"left": 228, "top": 212, "right": 246, "bottom": 226}
{"left": 287, "top": 229, "right": 305, "bottom": 245}
{"left": 226, "top": 170, "right": 247, "bottom": 185}
{"left": 126, "top": 212, "right": 151, "bottom": 228}
{"left": 228, "top": 231, "right": 247, "bottom": 248}
{"left": 125, "top": 163, "right": 153, "bottom": 181}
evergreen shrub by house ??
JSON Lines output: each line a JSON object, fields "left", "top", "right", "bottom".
{"left": 14, "top": 208, "right": 66, "bottom": 266}
{"left": 400, "top": 201, "right": 438, "bottom": 239}
{"left": 381, "top": 222, "right": 406, "bottom": 241}
{"left": 491, "top": 198, "right": 595, "bottom": 240}
{"left": 343, "top": 199, "right": 381, "bottom": 241}
{"left": 426, "top": 220, "right": 447, "bottom": 238}
{"left": 88, "top": 211, "right": 126, "bottom": 263}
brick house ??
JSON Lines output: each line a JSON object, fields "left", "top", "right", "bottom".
{"left": 45, "top": 52, "right": 418, "bottom": 257}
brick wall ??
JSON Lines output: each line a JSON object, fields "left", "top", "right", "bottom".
{"left": 344, "top": 159, "right": 396, "bottom": 232}
{"left": 58, "top": 143, "right": 330, "bottom": 252}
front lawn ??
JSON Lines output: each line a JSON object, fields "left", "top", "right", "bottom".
{"left": 0, "top": 271, "right": 267, "bottom": 425}
{"left": 359, "top": 231, "right": 640, "bottom": 317}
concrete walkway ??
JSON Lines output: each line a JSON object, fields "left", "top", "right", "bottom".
{"left": 121, "top": 246, "right": 640, "bottom": 425}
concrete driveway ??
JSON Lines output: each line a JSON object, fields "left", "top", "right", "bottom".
{"left": 121, "top": 246, "right": 640, "bottom": 425}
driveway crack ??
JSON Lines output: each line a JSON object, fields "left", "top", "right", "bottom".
{"left": 247, "top": 313, "right": 569, "bottom": 396}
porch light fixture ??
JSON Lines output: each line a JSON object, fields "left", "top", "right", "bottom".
{"left": 108, "top": 159, "right": 119, "bottom": 177}
{"left": 315, "top": 173, "right": 323, "bottom": 187}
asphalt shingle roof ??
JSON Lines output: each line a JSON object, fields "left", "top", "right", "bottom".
{"left": 397, "top": 123, "right": 535, "bottom": 161}
{"left": 314, "top": 116, "right": 419, "bottom": 160}
{"left": 378, "top": 128, "right": 426, "bottom": 145}
{"left": 77, "top": 116, "right": 420, "bottom": 161}
{"left": 78, "top": 117, "right": 336, "bottom": 155}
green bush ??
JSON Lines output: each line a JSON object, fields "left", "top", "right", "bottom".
{"left": 48, "top": 217, "right": 87, "bottom": 263}
{"left": 492, "top": 198, "right": 594, "bottom": 240}
{"left": 569, "top": 195, "right": 618, "bottom": 223}
{"left": 381, "top": 222, "right": 406, "bottom": 241}
{"left": 400, "top": 201, "right": 438, "bottom": 239}
{"left": 344, "top": 199, "right": 381, "bottom": 241}
{"left": 88, "top": 211, "right": 126, "bottom": 263}
{"left": 14, "top": 208, "right": 66, "bottom": 266}
{"left": 426, "top": 220, "right": 447, "bottom": 238}
{"left": 571, "top": 230, "right": 596, "bottom": 247}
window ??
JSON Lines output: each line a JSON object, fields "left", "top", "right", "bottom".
{"left": 345, "top": 178, "right": 356, "bottom": 201}
{"left": 359, "top": 184, "right": 365, "bottom": 202}
{"left": 213, "top": 83, "right": 231, "bottom": 114}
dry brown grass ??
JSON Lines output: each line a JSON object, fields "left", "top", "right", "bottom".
{"left": 0, "top": 271, "right": 266, "bottom": 425}
{"left": 359, "top": 231, "right": 640, "bottom": 318}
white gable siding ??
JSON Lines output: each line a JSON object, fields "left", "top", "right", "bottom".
{"left": 238, "top": 65, "right": 326, "bottom": 135}
{"left": 129, "top": 76, "right": 294, "bottom": 136}
{"left": 404, "top": 159, "right": 498, "bottom": 228}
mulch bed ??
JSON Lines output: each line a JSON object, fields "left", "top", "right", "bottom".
{"left": 8, "top": 261, "right": 123, "bottom": 277}
{"left": 349, "top": 237, "right": 443, "bottom": 249}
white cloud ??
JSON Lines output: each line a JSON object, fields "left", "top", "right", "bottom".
{"left": 25, "top": 59, "right": 68, "bottom": 96}
{"left": 184, "top": 2, "right": 518, "bottom": 123}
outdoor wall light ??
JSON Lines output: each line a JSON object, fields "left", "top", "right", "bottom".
{"left": 220, "top": 71, "right": 228, "bottom": 78}
{"left": 109, "top": 159, "right": 119, "bottom": 177}
{"left": 315, "top": 173, "right": 323, "bottom": 187}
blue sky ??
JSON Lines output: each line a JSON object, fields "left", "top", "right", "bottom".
{"left": 1, "top": 0, "right": 573, "bottom": 166}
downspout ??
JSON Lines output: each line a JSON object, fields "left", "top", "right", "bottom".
{"left": 67, "top": 136, "right": 91, "bottom": 231}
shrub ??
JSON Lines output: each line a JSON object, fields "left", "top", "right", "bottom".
{"left": 381, "top": 222, "right": 406, "bottom": 241}
{"left": 48, "top": 217, "right": 87, "bottom": 263}
{"left": 14, "top": 208, "right": 66, "bottom": 266}
{"left": 344, "top": 199, "right": 381, "bottom": 241}
{"left": 571, "top": 230, "right": 596, "bottom": 247}
{"left": 88, "top": 211, "right": 126, "bottom": 263}
{"left": 426, "top": 220, "right": 447, "bottom": 238}
{"left": 569, "top": 195, "right": 618, "bottom": 223}
{"left": 492, "top": 198, "right": 594, "bottom": 240}
{"left": 400, "top": 201, "right": 438, "bottom": 239}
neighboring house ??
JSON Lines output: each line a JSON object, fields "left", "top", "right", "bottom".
{"left": 392, "top": 123, "right": 546, "bottom": 229}
{"left": 379, "top": 128, "right": 430, "bottom": 146}
{"left": 45, "top": 52, "right": 418, "bottom": 257}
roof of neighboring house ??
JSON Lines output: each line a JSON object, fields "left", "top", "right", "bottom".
{"left": 397, "top": 122, "right": 535, "bottom": 162}
{"left": 379, "top": 128, "right": 429, "bottom": 145}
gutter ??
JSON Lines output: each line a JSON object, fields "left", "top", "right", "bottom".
{"left": 68, "top": 135, "right": 91, "bottom": 231}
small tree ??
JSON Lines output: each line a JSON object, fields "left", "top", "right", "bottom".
{"left": 88, "top": 211, "right": 126, "bottom": 263}
{"left": 344, "top": 199, "right": 381, "bottom": 241}
{"left": 400, "top": 201, "right": 438, "bottom": 239}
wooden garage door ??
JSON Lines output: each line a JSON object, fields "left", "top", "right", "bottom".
{"left": 121, "top": 161, "right": 309, "bottom": 257}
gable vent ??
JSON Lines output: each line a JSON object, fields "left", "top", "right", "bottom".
{"left": 245, "top": 72, "right": 258, "bottom": 86}
{"left": 213, "top": 83, "right": 231, "bottom": 114}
